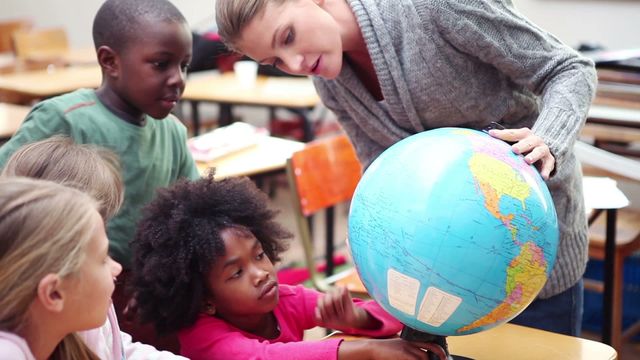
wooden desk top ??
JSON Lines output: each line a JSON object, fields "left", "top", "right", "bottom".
{"left": 0, "top": 102, "right": 30, "bottom": 138}
{"left": 332, "top": 324, "right": 617, "bottom": 360}
{"left": 588, "top": 103, "right": 640, "bottom": 131}
{"left": 0, "top": 65, "right": 101, "bottom": 100}
{"left": 448, "top": 324, "right": 616, "bottom": 360}
{"left": 23, "top": 47, "right": 97, "bottom": 67}
{"left": 196, "top": 136, "right": 304, "bottom": 179}
{"left": 183, "top": 72, "right": 320, "bottom": 108}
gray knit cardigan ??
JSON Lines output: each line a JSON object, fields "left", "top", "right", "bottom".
{"left": 313, "top": 0, "right": 597, "bottom": 298}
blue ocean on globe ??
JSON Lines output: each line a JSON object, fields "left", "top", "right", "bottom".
{"left": 348, "top": 128, "right": 559, "bottom": 336}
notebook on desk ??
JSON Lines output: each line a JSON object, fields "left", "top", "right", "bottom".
{"left": 187, "top": 122, "right": 269, "bottom": 162}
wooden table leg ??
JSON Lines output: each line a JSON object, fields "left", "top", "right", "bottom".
{"left": 602, "top": 209, "right": 617, "bottom": 346}
{"left": 190, "top": 101, "right": 201, "bottom": 136}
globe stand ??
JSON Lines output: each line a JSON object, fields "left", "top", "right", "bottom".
{"left": 400, "top": 326, "right": 474, "bottom": 360}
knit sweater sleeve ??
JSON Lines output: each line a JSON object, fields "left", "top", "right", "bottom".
{"left": 416, "top": 0, "right": 597, "bottom": 167}
{"left": 0, "top": 100, "right": 70, "bottom": 167}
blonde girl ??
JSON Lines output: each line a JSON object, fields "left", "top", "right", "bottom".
{"left": 0, "top": 177, "right": 121, "bottom": 360}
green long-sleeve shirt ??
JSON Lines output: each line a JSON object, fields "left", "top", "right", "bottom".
{"left": 0, "top": 89, "right": 200, "bottom": 267}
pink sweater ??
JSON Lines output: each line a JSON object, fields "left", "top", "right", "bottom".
{"left": 179, "top": 284, "right": 403, "bottom": 360}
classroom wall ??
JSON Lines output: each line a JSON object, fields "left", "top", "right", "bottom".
{"left": 0, "top": 0, "right": 215, "bottom": 49}
{"left": 515, "top": 0, "right": 640, "bottom": 50}
{"left": 1, "top": 0, "right": 639, "bottom": 50}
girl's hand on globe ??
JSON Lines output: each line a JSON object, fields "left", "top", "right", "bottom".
{"left": 488, "top": 127, "right": 556, "bottom": 180}
{"left": 315, "top": 286, "right": 374, "bottom": 330}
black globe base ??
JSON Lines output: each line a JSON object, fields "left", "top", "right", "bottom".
{"left": 400, "top": 326, "right": 474, "bottom": 360}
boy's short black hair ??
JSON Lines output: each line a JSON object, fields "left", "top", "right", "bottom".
{"left": 131, "top": 173, "right": 291, "bottom": 334}
{"left": 92, "top": 0, "right": 187, "bottom": 52}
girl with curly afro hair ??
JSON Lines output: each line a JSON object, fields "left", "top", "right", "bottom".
{"left": 131, "top": 174, "right": 430, "bottom": 360}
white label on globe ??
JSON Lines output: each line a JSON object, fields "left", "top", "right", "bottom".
{"left": 417, "top": 287, "right": 462, "bottom": 327}
{"left": 387, "top": 268, "right": 420, "bottom": 315}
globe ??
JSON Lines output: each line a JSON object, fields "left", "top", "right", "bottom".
{"left": 348, "top": 127, "right": 559, "bottom": 336}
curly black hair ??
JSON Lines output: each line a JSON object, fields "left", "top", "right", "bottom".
{"left": 130, "top": 173, "right": 291, "bottom": 334}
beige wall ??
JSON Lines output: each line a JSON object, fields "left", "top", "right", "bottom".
{"left": 0, "top": 0, "right": 214, "bottom": 48}
{"left": 514, "top": 0, "right": 640, "bottom": 50}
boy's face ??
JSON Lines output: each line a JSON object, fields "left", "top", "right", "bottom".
{"left": 111, "top": 19, "right": 192, "bottom": 120}
{"left": 237, "top": 0, "right": 343, "bottom": 79}
{"left": 205, "top": 227, "right": 279, "bottom": 328}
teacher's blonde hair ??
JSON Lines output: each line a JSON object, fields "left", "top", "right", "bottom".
{"left": 215, "top": 0, "right": 290, "bottom": 51}
{"left": 0, "top": 177, "right": 101, "bottom": 360}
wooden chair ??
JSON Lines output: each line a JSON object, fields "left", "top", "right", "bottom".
{"left": 12, "top": 27, "right": 69, "bottom": 70}
{"left": 0, "top": 19, "right": 32, "bottom": 53}
{"left": 576, "top": 141, "right": 640, "bottom": 352}
{"left": 286, "top": 134, "right": 367, "bottom": 294}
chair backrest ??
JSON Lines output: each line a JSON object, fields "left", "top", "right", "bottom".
{"left": 12, "top": 27, "right": 69, "bottom": 59}
{"left": 288, "top": 134, "right": 362, "bottom": 216}
{"left": 286, "top": 134, "right": 362, "bottom": 291}
{"left": 0, "top": 19, "right": 32, "bottom": 53}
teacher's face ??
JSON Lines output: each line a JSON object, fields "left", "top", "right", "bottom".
{"left": 237, "top": 0, "right": 343, "bottom": 79}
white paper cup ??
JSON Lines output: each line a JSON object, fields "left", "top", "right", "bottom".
{"left": 233, "top": 60, "right": 258, "bottom": 88}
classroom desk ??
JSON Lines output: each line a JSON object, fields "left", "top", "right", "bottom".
{"left": 0, "top": 65, "right": 101, "bottom": 103}
{"left": 0, "top": 52, "right": 15, "bottom": 74}
{"left": 583, "top": 103, "right": 640, "bottom": 157}
{"left": 182, "top": 72, "right": 320, "bottom": 139}
{"left": 331, "top": 323, "right": 617, "bottom": 359}
{"left": 23, "top": 47, "right": 97, "bottom": 67}
{"left": 195, "top": 135, "right": 304, "bottom": 179}
{"left": 0, "top": 102, "right": 30, "bottom": 139}
{"left": 588, "top": 104, "right": 640, "bottom": 128}
{"left": 576, "top": 143, "right": 634, "bottom": 351}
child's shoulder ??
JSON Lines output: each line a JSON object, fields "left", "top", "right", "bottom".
{"left": 26, "top": 89, "right": 116, "bottom": 132}
{"left": 35, "top": 88, "right": 100, "bottom": 114}
{"left": 278, "top": 284, "right": 305, "bottom": 298}
{"left": 0, "top": 331, "right": 34, "bottom": 360}
{"left": 278, "top": 284, "right": 321, "bottom": 303}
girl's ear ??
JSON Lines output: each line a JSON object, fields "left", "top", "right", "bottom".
{"left": 36, "top": 274, "right": 65, "bottom": 313}
{"left": 96, "top": 45, "right": 120, "bottom": 79}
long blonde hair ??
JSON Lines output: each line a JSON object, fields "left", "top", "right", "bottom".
{"left": 215, "top": 0, "right": 289, "bottom": 52}
{"left": 0, "top": 177, "right": 101, "bottom": 360}
{"left": 1, "top": 135, "right": 124, "bottom": 220}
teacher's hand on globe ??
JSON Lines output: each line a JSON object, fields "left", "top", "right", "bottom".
{"left": 315, "top": 286, "right": 373, "bottom": 330}
{"left": 488, "top": 127, "right": 555, "bottom": 180}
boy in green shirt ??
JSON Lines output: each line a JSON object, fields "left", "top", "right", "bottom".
{"left": 0, "top": 0, "right": 199, "bottom": 268}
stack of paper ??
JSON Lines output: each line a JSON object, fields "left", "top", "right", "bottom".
{"left": 188, "top": 122, "right": 269, "bottom": 162}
